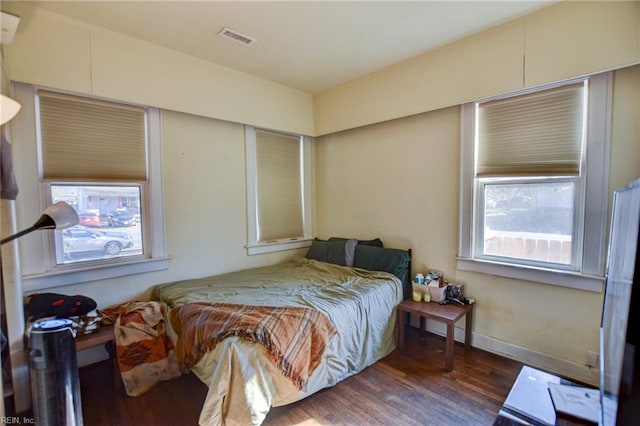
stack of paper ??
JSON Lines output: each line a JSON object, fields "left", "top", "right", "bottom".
{"left": 548, "top": 383, "right": 600, "bottom": 424}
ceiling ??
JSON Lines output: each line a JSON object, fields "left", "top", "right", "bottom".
{"left": 7, "top": 1, "right": 554, "bottom": 94}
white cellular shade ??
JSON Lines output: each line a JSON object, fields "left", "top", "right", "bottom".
{"left": 255, "top": 129, "right": 303, "bottom": 241}
{"left": 38, "top": 90, "right": 147, "bottom": 181}
{"left": 476, "top": 82, "right": 585, "bottom": 177}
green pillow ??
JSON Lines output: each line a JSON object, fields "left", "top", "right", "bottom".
{"left": 305, "top": 239, "right": 357, "bottom": 266}
{"left": 354, "top": 245, "right": 411, "bottom": 298}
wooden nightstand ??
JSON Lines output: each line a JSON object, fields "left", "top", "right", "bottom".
{"left": 396, "top": 300, "right": 473, "bottom": 371}
{"left": 75, "top": 323, "right": 114, "bottom": 353}
{"left": 75, "top": 324, "right": 119, "bottom": 387}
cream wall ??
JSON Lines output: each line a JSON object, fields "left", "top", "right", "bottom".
{"left": 610, "top": 65, "right": 640, "bottom": 189}
{"left": 315, "top": 65, "right": 640, "bottom": 384}
{"left": 1, "top": 2, "right": 314, "bottom": 136}
{"left": 314, "top": 1, "right": 640, "bottom": 136}
{"left": 6, "top": 1, "right": 637, "bottom": 139}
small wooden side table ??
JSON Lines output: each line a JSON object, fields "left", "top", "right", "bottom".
{"left": 75, "top": 324, "right": 120, "bottom": 387}
{"left": 396, "top": 300, "right": 473, "bottom": 371}
{"left": 75, "top": 324, "right": 115, "bottom": 352}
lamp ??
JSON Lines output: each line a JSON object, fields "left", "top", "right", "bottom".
{"left": 0, "top": 94, "right": 22, "bottom": 126}
{"left": 0, "top": 201, "right": 79, "bottom": 245}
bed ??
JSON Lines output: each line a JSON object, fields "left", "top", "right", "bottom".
{"left": 141, "top": 239, "right": 411, "bottom": 425}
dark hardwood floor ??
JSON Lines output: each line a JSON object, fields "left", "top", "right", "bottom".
{"left": 73, "top": 326, "right": 523, "bottom": 425}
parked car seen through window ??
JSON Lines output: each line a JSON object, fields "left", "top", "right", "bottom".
{"left": 62, "top": 226, "right": 136, "bottom": 261}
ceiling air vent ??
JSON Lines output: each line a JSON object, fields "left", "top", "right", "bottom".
{"left": 218, "top": 27, "right": 256, "bottom": 46}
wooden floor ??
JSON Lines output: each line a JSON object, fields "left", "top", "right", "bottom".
{"left": 7, "top": 327, "right": 522, "bottom": 426}
{"left": 72, "top": 326, "right": 523, "bottom": 426}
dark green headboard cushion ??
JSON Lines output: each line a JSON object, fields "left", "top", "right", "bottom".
{"left": 354, "top": 245, "right": 412, "bottom": 299}
{"left": 327, "top": 237, "right": 384, "bottom": 247}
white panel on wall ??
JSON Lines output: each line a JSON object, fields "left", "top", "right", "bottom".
{"left": 4, "top": 5, "right": 92, "bottom": 93}
{"left": 313, "top": 21, "right": 525, "bottom": 136}
{"left": 90, "top": 28, "right": 315, "bottom": 136}
{"left": 524, "top": 1, "right": 639, "bottom": 88}
{"left": 2, "top": 3, "right": 315, "bottom": 136}
{"left": 313, "top": 2, "right": 640, "bottom": 137}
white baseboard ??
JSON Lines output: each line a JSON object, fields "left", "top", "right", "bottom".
{"left": 408, "top": 318, "right": 599, "bottom": 386}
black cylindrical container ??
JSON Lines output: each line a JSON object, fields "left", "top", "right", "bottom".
{"left": 28, "top": 318, "right": 83, "bottom": 426}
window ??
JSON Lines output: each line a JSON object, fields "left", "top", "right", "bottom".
{"left": 51, "top": 184, "right": 143, "bottom": 264}
{"left": 11, "top": 83, "right": 168, "bottom": 290}
{"left": 480, "top": 180, "right": 576, "bottom": 265}
{"left": 245, "top": 126, "right": 312, "bottom": 255}
{"left": 458, "top": 73, "right": 612, "bottom": 291}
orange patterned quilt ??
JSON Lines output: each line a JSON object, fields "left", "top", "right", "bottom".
{"left": 103, "top": 300, "right": 336, "bottom": 395}
{"left": 170, "top": 302, "right": 336, "bottom": 391}
{"left": 101, "top": 301, "right": 181, "bottom": 396}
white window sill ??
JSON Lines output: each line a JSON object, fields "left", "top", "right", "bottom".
{"left": 22, "top": 257, "right": 171, "bottom": 292}
{"left": 456, "top": 257, "right": 604, "bottom": 292}
{"left": 246, "top": 238, "right": 312, "bottom": 255}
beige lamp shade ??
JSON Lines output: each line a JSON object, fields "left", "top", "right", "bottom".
{"left": 0, "top": 94, "right": 22, "bottom": 125}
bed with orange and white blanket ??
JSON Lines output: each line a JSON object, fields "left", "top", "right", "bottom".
{"left": 102, "top": 300, "right": 334, "bottom": 400}
{"left": 149, "top": 257, "right": 404, "bottom": 426}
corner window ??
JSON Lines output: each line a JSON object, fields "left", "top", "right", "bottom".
{"left": 458, "top": 73, "right": 612, "bottom": 291}
{"left": 10, "top": 83, "right": 168, "bottom": 290}
{"left": 245, "top": 126, "right": 312, "bottom": 255}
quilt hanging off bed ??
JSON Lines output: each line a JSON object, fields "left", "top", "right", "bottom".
{"left": 170, "top": 302, "right": 336, "bottom": 391}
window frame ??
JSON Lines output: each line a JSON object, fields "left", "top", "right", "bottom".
{"left": 457, "top": 73, "right": 612, "bottom": 292}
{"left": 9, "top": 83, "right": 169, "bottom": 291}
{"left": 245, "top": 125, "right": 313, "bottom": 255}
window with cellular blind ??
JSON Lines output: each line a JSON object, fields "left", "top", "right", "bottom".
{"left": 476, "top": 82, "right": 585, "bottom": 178}
{"left": 245, "top": 126, "right": 311, "bottom": 255}
{"left": 255, "top": 129, "right": 304, "bottom": 241}
{"left": 471, "top": 82, "right": 587, "bottom": 270}
{"left": 11, "top": 82, "right": 168, "bottom": 289}
{"left": 458, "top": 73, "right": 612, "bottom": 292}
{"left": 37, "top": 90, "right": 147, "bottom": 181}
